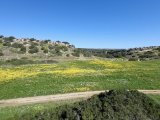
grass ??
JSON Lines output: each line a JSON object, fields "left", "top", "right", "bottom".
{"left": 0, "top": 98, "right": 84, "bottom": 120}
{"left": 148, "top": 94, "right": 160, "bottom": 104}
{"left": 0, "top": 59, "right": 160, "bottom": 99}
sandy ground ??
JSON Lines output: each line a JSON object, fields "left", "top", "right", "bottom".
{"left": 0, "top": 90, "right": 160, "bottom": 107}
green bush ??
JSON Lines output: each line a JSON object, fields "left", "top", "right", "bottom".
{"left": 18, "top": 90, "right": 160, "bottom": 120}
{"left": 6, "top": 59, "right": 35, "bottom": 65}
{"left": 0, "top": 39, "right": 2, "bottom": 43}
{"left": 20, "top": 46, "right": 27, "bottom": 53}
{"left": 28, "top": 47, "right": 39, "bottom": 54}
{"left": 12, "top": 43, "right": 23, "bottom": 48}
{"left": 66, "top": 54, "right": 70, "bottom": 57}
{"left": 72, "top": 52, "right": 80, "bottom": 57}
{"left": 29, "top": 44, "right": 36, "bottom": 49}
{"left": 128, "top": 57, "right": 139, "bottom": 61}
{"left": 48, "top": 45, "right": 55, "bottom": 50}
{"left": 41, "top": 46, "right": 49, "bottom": 53}
{"left": 0, "top": 52, "right": 3, "bottom": 56}
{"left": 43, "top": 49, "right": 49, "bottom": 53}
{"left": 3, "top": 42, "right": 11, "bottom": 46}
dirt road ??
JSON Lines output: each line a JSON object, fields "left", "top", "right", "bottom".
{"left": 0, "top": 90, "right": 160, "bottom": 107}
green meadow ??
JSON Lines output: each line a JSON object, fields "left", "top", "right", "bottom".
{"left": 0, "top": 59, "right": 160, "bottom": 99}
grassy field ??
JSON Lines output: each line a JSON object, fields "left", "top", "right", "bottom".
{"left": 148, "top": 94, "right": 160, "bottom": 104}
{"left": 0, "top": 59, "right": 160, "bottom": 99}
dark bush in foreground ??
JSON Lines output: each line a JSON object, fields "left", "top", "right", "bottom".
{"left": 17, "top": 90, "right": 160, "bottom": 120}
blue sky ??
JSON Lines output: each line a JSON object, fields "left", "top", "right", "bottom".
{"left": 0, "top": 0, "right": 160, "bottom": 48}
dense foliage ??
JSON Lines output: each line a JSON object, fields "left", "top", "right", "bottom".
{"left": 18, "top": 90, "right": 160, "bottom": 120}
{"left": 76, "top": 47, "right": 160, "bottom": 60}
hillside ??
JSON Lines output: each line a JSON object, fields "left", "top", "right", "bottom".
{"left": 76, "top": 46, "right": 160, "bottom": 60}
{"left": 17, "top": 90, "right": 160, "bottom": 120}
{"left": 0, "top": 35, "right": 159, "bottom": 62}
{"left": 0, "top": 35, "right": 75, "bottom": 60}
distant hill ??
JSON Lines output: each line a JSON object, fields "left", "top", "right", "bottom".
{"left": 0, "top": 35, "right": 75, "bottom": 60}
{"left": 0, "top": 35, "right": 159, "bottom": 61}
{"left": 18, "top": 90, "right": 160, "bottom": 120}
{"left": 76, "top": 46, "right": 160, "bottom": 60}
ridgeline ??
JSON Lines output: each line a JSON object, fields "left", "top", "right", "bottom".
{"left": 0, "top": 35, "right": 159, "bottom": 64}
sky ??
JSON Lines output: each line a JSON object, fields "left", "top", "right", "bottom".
{"left": 0, "top": 0, "right": 160, "bottom": 48}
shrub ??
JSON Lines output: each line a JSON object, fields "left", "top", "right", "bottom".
{"left": 6, "top": 59, "right": 35, "bottom": 65}
{"left": 3, "top": 42, "right": 11, "bottom": 47}
{"left": 31, "top": 42, "right": 39, "bottom": 46}
{"left": 29, "top": 47, "right": 39, "bottom": 54}
{"left": 156, "top": 47, "right": 160, "bottom": 52}
{"left": 29, "top": 44, "right": 37, "bottom": 50}
{"left": 66, "top": 54, "right": 70, "bottom": 57}
{"left": 43, "top": 49, "right": 49, "bottom": 53}
{"left": 128, "top": 57, "right": 139, "bottom": 61}
{"left": 83, "top": 52, "right": 92, "bottom": 57}
{"left": 0, "top": 39, "right": 2, "bottom": 43}
{"left": 72, "top": 52, "right": 80, "bottom": 57}
{"left": 20, "top": 46, "right": 27, "bottom": 53}
{"left": 56, "top": 51, "right": 62, "bottom": 56}
{"left": 11, "top": 43, "right": 23, "bottom": 48}
{"left": 4, "top": 36, "right": 15, "bottom": 42}
{"left": 0, "top": 52, "right": 4, "bottom": 56}
{"left": 48, "top": 45, "right": 55, "bottom": 50}
{"left": 18, "top": 90, "right": 160, "bottom": 120}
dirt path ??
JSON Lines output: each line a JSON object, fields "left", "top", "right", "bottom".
{"left": 0, "top": 90, "right": 160, "bottom": 107}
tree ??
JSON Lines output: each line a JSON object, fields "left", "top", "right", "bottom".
{"left": 62, "top": 41, "right": 70, "bottom": 45}
{"left": 29, "top": 38, "right": 36, "bottom": 41}
{"left": 44, "top": 40, "right": 51, "bottom": 43}
{"left": 4, "top": 36, "right": 15, "bottom": 42}
{"left": 56, "top": 40, "right": 61, "bottom": 43}
{"left": 0, "top": 35, "right": 4, "bottom": 38}
{"left": 8, "top": 36, "right": 15, "bottom": 40}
